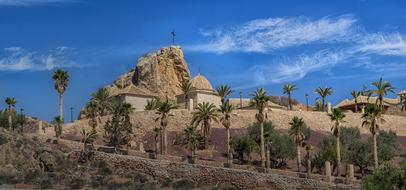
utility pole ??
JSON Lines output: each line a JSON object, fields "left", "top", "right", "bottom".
{"left": 20, "top": 108, "right": 24, "bottom": 133}
{"left": 305, "top": 94, "right": 309, "bottom": 111}
{"left": 239, "top": 92, "right": 243, "bottom": 109}
{"left": 171, "top": 29, "right": 176, "bottom": 45}
{"left": 70, "top": 107, "right": 74, "bottom": 123}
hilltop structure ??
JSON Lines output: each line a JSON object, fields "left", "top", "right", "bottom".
{"left": 104, "top": 46, "right": 220, "bottom": 111}
{"left": 176, "top": 74, "right": 221, "bottom": 109}
{"left": 335, "top": 90, "right": 406, "bottom": 112}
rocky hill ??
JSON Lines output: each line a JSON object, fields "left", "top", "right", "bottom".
{"left": 107, "top": 46, "right": 191, "bottom": 101}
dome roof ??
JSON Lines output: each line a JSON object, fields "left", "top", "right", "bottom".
{"left": 191, "top": 74, "right": 213, "bottom": 91}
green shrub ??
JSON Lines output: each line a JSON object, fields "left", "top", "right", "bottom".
{"left": 269, "top": 134, "right": 295, "bottom": 168}
{"left": 172, "top": 179, "right": 195, "bottom": 190}
{"left": 362, "top": 162, "right": 406, "bottom": 190}
{"left": 69, "top": 175, "right": 87, "bottom": 189}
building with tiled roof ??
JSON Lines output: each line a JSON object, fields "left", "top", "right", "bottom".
{"left": 176, "top": 74, "right": 221, "bottom": 110}
{"left": 335, "top": 94, "right": 402, "bottom": 112}
{"left": 109, "top": 84, "right": 158, "bottom": 111}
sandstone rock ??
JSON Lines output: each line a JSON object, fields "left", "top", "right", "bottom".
{"left": 108, "top": 46, "right": 191, "bottom": 101}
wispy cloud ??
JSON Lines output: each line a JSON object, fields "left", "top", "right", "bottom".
{"left": 0, "top": 46, "right": 79, "bottom": 71}
{"left": 0, "top": 0, "right": 77, "bottom": 6}
{"left": 185, "top": 15, "right": 358, "bottom": 53}
{"left": 357, "top": 33, "right": 406, "bottom": 57}
{"left": 252, "top": 49, "right": 354, "bottom": 84}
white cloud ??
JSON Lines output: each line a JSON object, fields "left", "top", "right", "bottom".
{"left": 0, "top": 0, "right": 77, "bottom": 6}
{"left": 186, "top": 15, "right": 358, "bottom": 53}
{"left": 0, "top": 47, "right": 78, "bottom": 71}
{"left": 357, "top": 33, "right": 406, "bottom": 57}
{"left": 251, "top": 49, "right": 354, "bottom": 84}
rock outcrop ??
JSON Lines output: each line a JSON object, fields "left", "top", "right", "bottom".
{"left": 109, "top": 46, "right": 191, "bottom": 101}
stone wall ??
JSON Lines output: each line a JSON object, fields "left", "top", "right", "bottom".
{"left": 124, "top": 95, "right": 154, "bottom": 111}
{"left": 92, "top": 151, "right": 359, "bottom": 190}
{"left": 64, "top": 109, "right": 406, "bottom": 142}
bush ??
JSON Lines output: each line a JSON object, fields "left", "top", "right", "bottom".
{"left": 269, "top": 134, "right": 295, "bottom": 168}
{"left": 247, "top": 121, "right": 275, "bottom": 146}
{"left": 377, "top": 130, "right": 397, "bottom": 163}
{"left": 230, "top": 135, "right": 256, "bottom": 163}
{"left": 362, "top": 162, "right": 406, "bottom": 190}
{"left": 69, "top": 175, "right": 87, "bottom": 189}
{"left": 172, "top": 179, "right": 195, "bottom": 190}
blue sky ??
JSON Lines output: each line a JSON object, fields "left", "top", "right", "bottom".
{"left": 1, "top": 0, "right": 406, "bottom": 121}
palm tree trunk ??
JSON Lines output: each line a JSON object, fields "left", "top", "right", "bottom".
{"left": 297, "top": 145, "right": 301, "bottom": 172}
{"left": 322, "top": 98, "right": 325, "bottom": 112}
{"left": 163, "top": 126, "right": 167, "bottom": 155}
{"left": 336, "top": 135, "right": 341, "bottom": 176}
{"left": 355, "top": 102, "right": 358, "bottom": 113}
{"left": 160, "top": 127, "right": 164, "bottom": 155}
{"left": 58, "top": 93, "right": 63, "bottom": 138}
{"left": 226, "top": 127, "right": 231, "bottom": 165}
{"left": 373, "top": 133, "right": 378, "bottom": 169}
{"left": 185, "top": 95, "right": 188, "bottom": 109}
{"left": 8, "top": 106, "right": 12, "bottom": 130}
{"left": 155, "top": 138, "right": 159, "bottom": 157}
{"left": 204, "top": 121, "right": 209, "bottom": 149}
{"left": 288, "top": 93, "right": 292, "bottom": 110}
{"left": 260, "top": 121, "right": 265, "bottom": 168}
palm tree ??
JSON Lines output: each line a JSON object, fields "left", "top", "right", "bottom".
{"left": 184, "top": 126, "right": 199, "bottom": 162}
{"left": 52, "top": 69, "right": 69, "bottom": 138}
{"left": 216, "top": 85, "right": 233, "bottom": 104}
{"left": 351, "top": 90, "right": 361, "bottom": 113}
{"left": 250, "top": 88, "right": 270, "bottom": 168}
{"left": 178, "top": 80, "right": 192, "bottom": 109}
{"left": 314, "top": 87, "right": 333, "bottom": 112}
{"left": 80, "top": 128, "right": 97, "bottom": 151}
{"left": 191, "top": 102, "right": 219, "bottom": 149}
{"left": 371, "top": 77, "right": 395, "bottom": 110}
{"left": 5, "top": 97, "right": 16, "bottom": 130}
{"left": 153, "top": 127, "right": 161, "bottom": 157}
{"left": 400, "top": 94, "right": 406, "bottom": 112}
{"left": 219, "top": 101, "right": 234, "bottom": 165}
{"left": 283, "top": 83, "right": 298, "bottom": 110}
{"left": 84, "top": 101, "right": 100, "bottom": 131}
{"left": 90, "top": 88, "right": 112, "bottom": 116}
{"left": 155, "top": 99, "right": 176, "bottom": 155}
{"left": 362, "top": 104, "right": 385, "bottom": 169}
{"left": 289, "top": 116, "right": 306, "bottom": 172}
{"left": 145, "top": 99, "right": 160, "bottom": 110}
{"left": 328, "top": 108, "right": 346, "bottom": 176}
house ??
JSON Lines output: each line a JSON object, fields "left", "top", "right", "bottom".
{"left": 334, "top": 91, "right": 406, "bottom": 112}
{"left": 109, "top": 84, "right": 158, "bottom": 111}
{"left": 176, "top": 74, "right": 221, "bottom": 109}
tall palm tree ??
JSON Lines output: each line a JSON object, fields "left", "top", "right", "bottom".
{"left": 52, "top": 69, "right": 69, "bottom": 138}
{"left": 178, "top": 80, "right": 192, "bottom": 109}
{"left": 90, "top": 87, "right": 112, "bottom": 116}
{"left": 371, "top": 77, "right": 395, "bottom": 110}
{"left": 250, "top": 88, "right": 270, "bottom": 168}
{"left": 400, "top": 94, "right": 406, "bottom": 112}
{"left": 5, "top": 97, "right": 16, "bottom": 130}
{"left": 191, "top": 102, "right": 219, "bottom": 149}
{"left": 84, "top": 101, "right": 100, "bottom": 131}
{"left": 289, "top": 116, "right": 306, "bottom": 172}
{"left": 216, "top": 85, "right": 233, "bottom": 104}
{"left": 314, "top": 87, "right": 333, "bottom": 112}
{"left": 351, "top": 90, "right": 361, "bottom": 113}
{"left": 283, "top": 83, "right": 298, "bottom": 110}
{"left": 362, "top": 104, "right": 385, "bottom": 169}
{"left": 155, "top": 100, "right": 176, "bottom": 155}
{"left": 219, "top": 101, "right": 234, "bottom": 165}
{"left": 328, "top": 108, "right": 346, "bottom": 176}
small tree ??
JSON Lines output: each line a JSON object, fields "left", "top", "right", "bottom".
{"left": 328, "top": 108, "right": 346, "bottom": 176}
{"left": 362, "top": 162, "right": 406, "bottom": 189}
{"left": 289, "top": 116, "right": 307, "bottom": 172}
{"left": 80, "top": 128, "right": 97, "bottom": 151}
{"left": 191, "top": 102, "right": 219, "bottom": 149}
{"left": 219, "top": 101, "right": 234, "bottom": 165}
{"left": 269, "top": 133, "right": 296, "bottom": 168}
{"left": 178, "top": 80, "right": 192, "bottom": 109}
{"left": 351, "top": 90, "right": 361, "bottom": 112}
{"left": 314, "top": 87, "right": 333, "bottom": 112}
{"left": 184, "top": 126, "right": 199, "bottom": 160}
{"left": 230, "top": 136, "right": 256, "bottom": 164}
{"left": 5, "top": 97, "right": 16, "bottom": 130}
{"left": 283, "top": 83, "right": 298, "bottom": 110}
{"left": 104, "top": 102, "right": 134, "bottom": 152}
{"left": 155, "top": 99, "right": 176, "bottom": 155}
{"left": 145, "top": 99, "right": 160, "bottom": 110}
{"left": 216, "top": 85, "right": 233, "bottom": 104}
